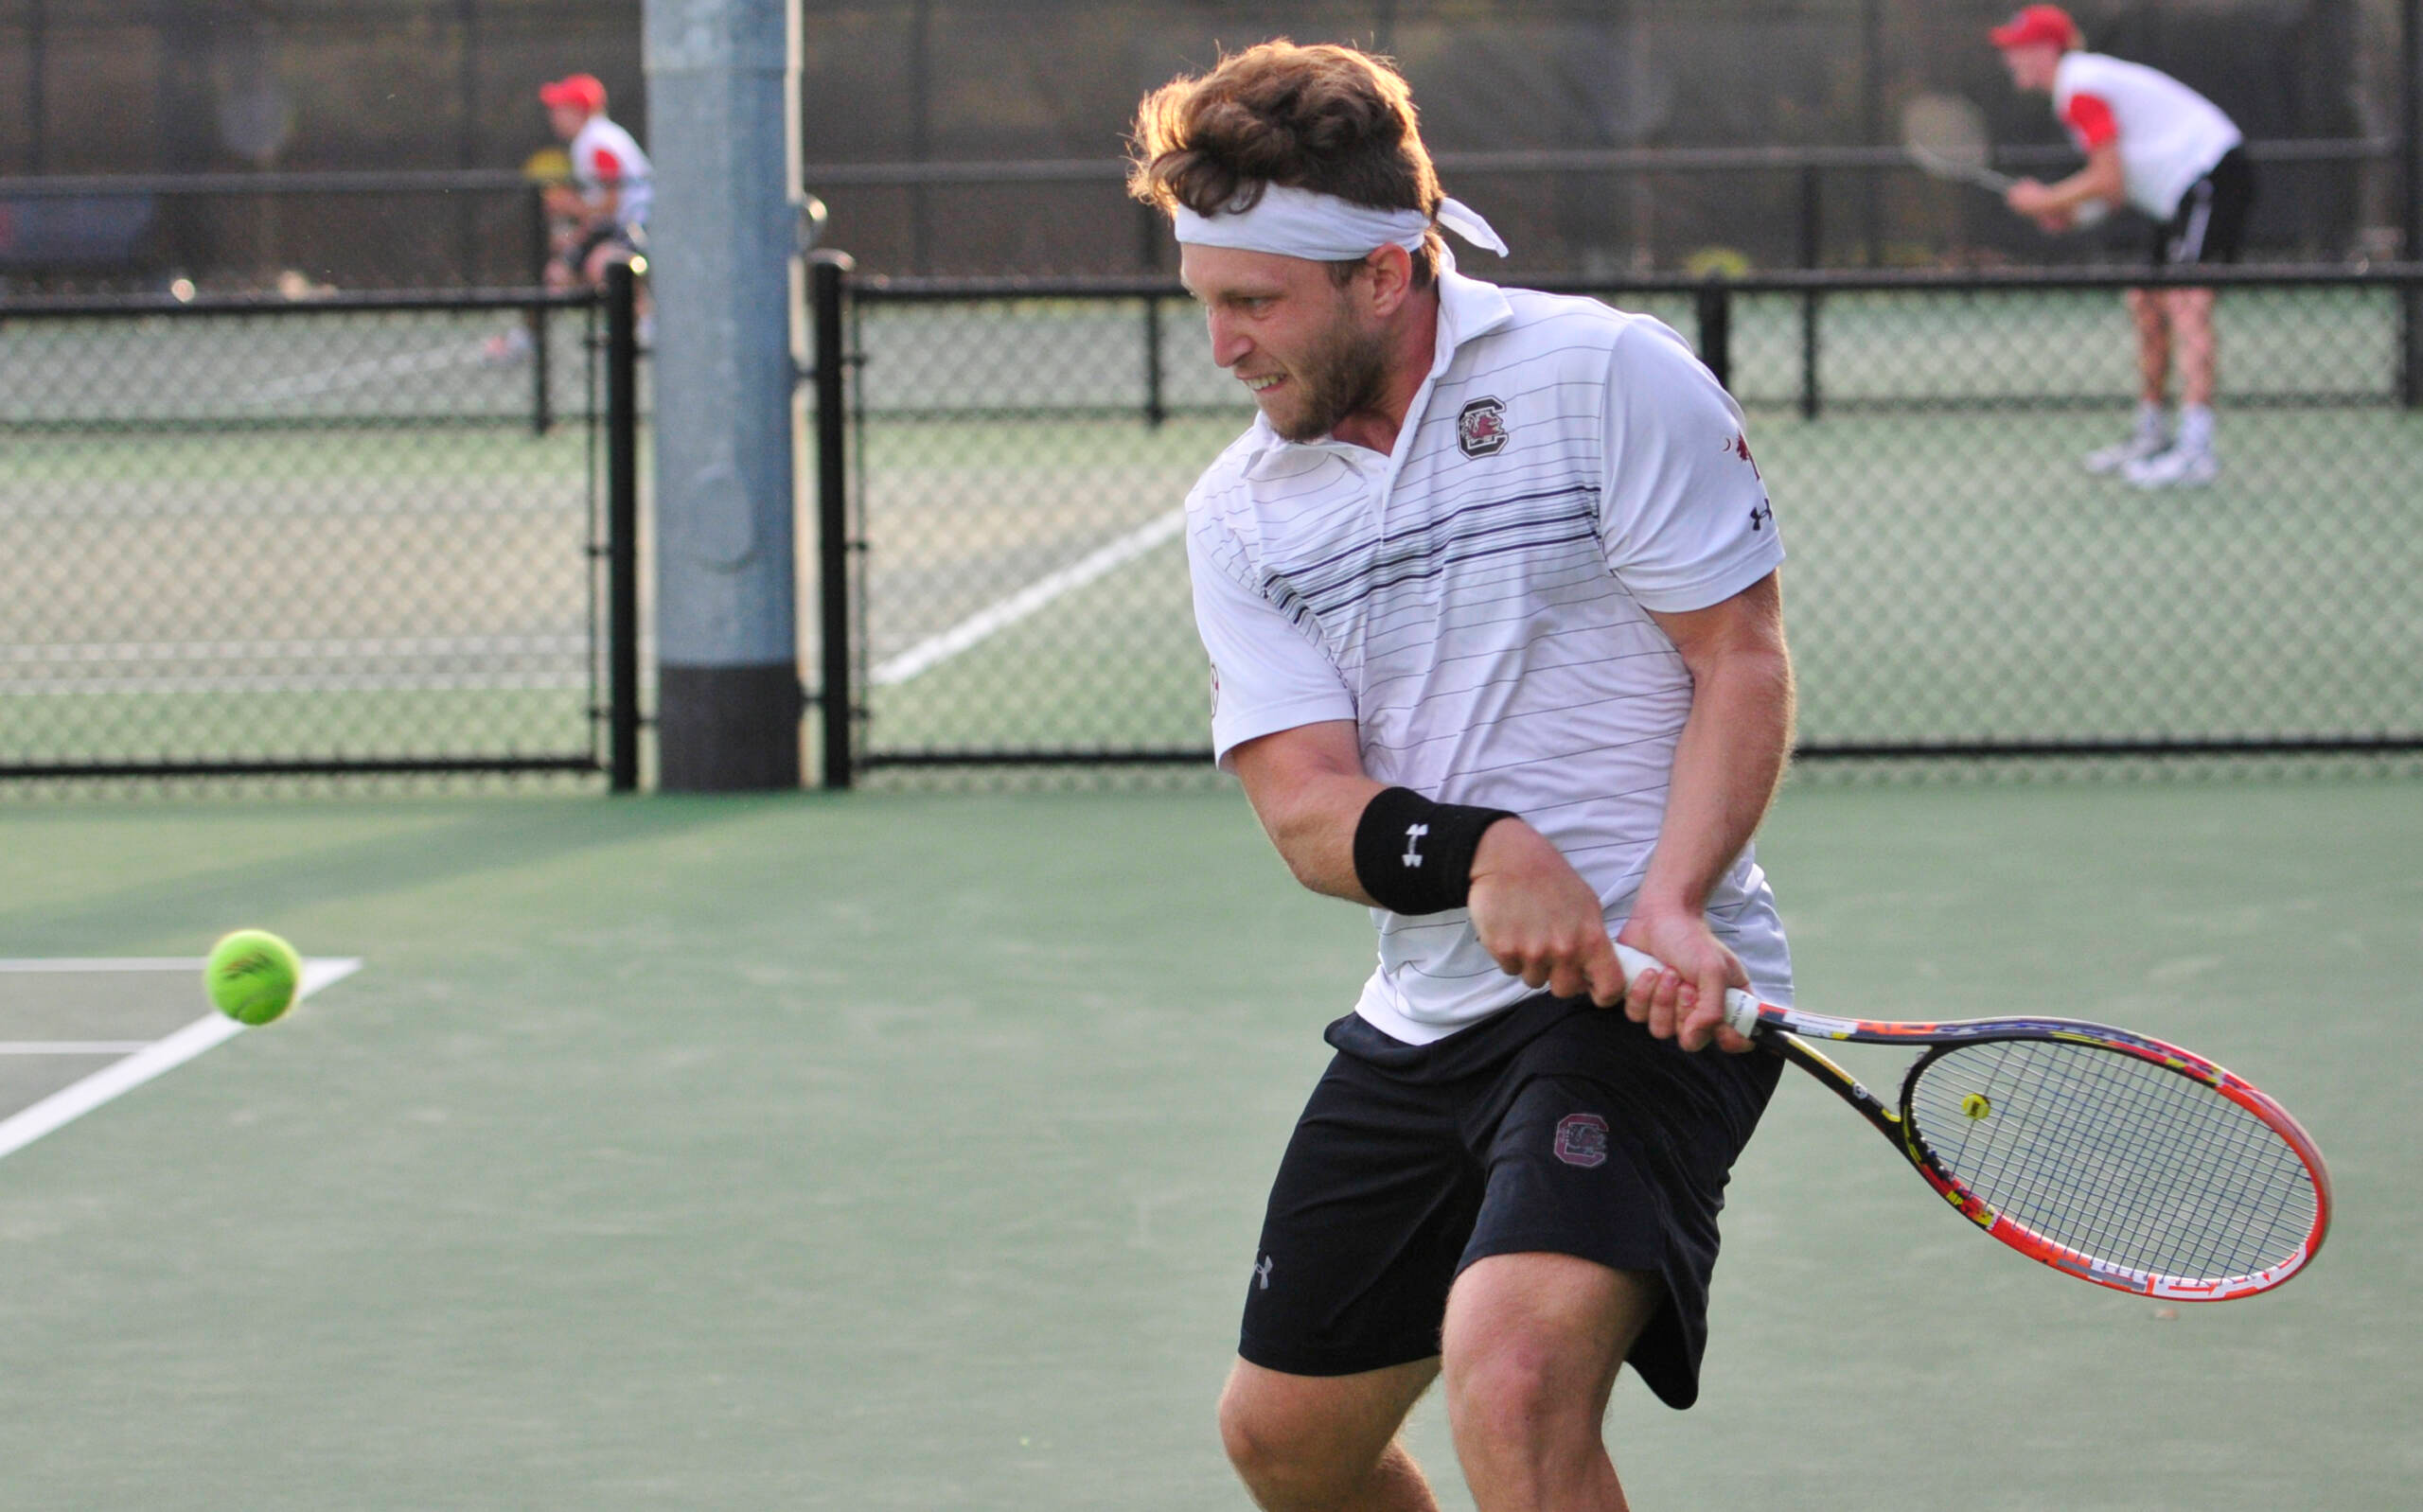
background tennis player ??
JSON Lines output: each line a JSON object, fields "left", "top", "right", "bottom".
{"left": 1992, "top": 5, "right": 2254, "bottom": 489}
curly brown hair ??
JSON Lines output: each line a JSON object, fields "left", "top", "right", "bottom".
{"left": 1127, "top": 40, "right": 1443, "bottom": 285}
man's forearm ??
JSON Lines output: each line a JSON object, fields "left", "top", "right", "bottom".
{"left": 1636, "top": 647, "right": 1794, "bottom": 918}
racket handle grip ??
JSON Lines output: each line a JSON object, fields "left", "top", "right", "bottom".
{"left": 1612, "top": 942, "right": 1767, "bottom": 1041}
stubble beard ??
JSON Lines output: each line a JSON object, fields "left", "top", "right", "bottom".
{"left": 1266, "top": 314, "right": 1391, "bottom": 444}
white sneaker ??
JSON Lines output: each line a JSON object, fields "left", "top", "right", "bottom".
{"left": 2084, "top": 431, "right": 2168, "bottom": 475}
{"left": 2123, "top": 445, "right": 2220, "bottom": 489}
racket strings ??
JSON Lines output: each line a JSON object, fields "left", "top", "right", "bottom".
{"left": 1907, "top": 1040, "right": 2317, "bottom": 1283}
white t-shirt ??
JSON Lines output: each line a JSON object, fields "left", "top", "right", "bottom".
{"left": 570, "top": 115, "right": 653, "bottom": 230}
{"left": 2053, "top": 52, "right": 2240, "bottom": 220}
{"left": 1186, "top": 270, "right": 1793, "bottom": 1044}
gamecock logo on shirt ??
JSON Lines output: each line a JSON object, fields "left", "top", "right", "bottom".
{"left": 1458, "top": 396, "right": 1511, "bottom": 458}
{"left": 1553, "top": 1112, "right": 1610, "bottom": 1168}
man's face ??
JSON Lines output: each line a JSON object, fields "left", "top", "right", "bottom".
{"left": 547, "top": 103, "right": 589, "bottom": 142}
{"left": 1180, "top": 243, "right": 1389, "bottom": 443}
{"left": 1999, "top": 43, "right": 2060, "bottom": 92}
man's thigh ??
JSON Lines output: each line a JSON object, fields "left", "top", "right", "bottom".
{"left": 1240, "top": 1052, "right": 1484, "bottom": 1377}
{"left": 1441, "top": 1252, "right": 1660, "bottom": 1410}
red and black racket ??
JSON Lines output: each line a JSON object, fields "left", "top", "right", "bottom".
{"left": 1614, "top": 945, "right": 2331, "bottom": 1301}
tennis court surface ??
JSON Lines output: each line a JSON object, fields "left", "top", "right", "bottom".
{"left": 0, "top": 780, "right": 2414, "bottom": 1509}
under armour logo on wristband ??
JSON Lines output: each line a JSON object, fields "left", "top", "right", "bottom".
{"left": 1402, "top": 823, "right": 1429, "bottom": 868}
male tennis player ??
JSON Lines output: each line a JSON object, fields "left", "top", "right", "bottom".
{"left": 1130, "top": 41, "right": 1794, "bottom": 1512}
{"left": 1992, "top": 5, "right": 2253, "bottom": 488}
{"left": 539, "top": 73, "right": 653, "bottom": 293}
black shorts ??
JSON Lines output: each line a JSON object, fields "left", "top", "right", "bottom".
{"left": 1238, "top": 993, "right": 1780, "bottom": 1410}
{"left": 2150, "top": 148, "right": 2254, "bottom": 268}
{"left": 559, "top": 224, "right": 646, "bottom": 273}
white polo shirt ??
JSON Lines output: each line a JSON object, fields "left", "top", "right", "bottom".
{"left": 570, "top": 115, "right": 653, "bottom": 230}
{"left": 1186, "top": 270, "right": 1794, "bottom": 1043}
{"left": 2052, "top": 52, "right": 2240, "bottom": 220}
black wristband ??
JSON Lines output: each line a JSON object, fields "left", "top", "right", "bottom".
{"left": 1351, "top": 786, "right": 1518, "bottom": 916}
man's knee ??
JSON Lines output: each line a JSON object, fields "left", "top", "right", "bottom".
{"left": 1217, "top": 1359, "right": 1431, "bottom": 1507}
{"left": 1442, "top": 1333, "right": 1596, "bottom": 1450}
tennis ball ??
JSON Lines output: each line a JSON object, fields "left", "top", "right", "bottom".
{"left": 204, "top": 930, "right": 302, "bottom": 1026}
{"left": 1960, "top": 1092, "right": 1992, "bottom": 1120}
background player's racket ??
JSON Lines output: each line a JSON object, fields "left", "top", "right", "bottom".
{"left": 1613, "top": 944, "right": 2329, "bottom": 1301}
{"left": 1901, "top": 92, "right": 2108, "bottom": 228}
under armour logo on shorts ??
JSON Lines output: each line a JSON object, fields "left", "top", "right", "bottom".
{"left": 1554, "top": 1113, "right": 1610, "bottom": 1168}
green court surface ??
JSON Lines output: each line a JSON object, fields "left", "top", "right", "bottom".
{"left": 1, "top": 779, "right": 2415, "bottom": 1508}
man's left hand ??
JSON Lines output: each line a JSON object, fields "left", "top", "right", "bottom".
{"left": 1614, "top": 905, "right": 1753, "bottom": 1054}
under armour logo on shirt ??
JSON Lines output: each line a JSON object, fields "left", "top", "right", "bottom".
{"left": 1402, "top": 823, "right": 1429, "bottom": 868}
{"left": 1254, "top": 1256, "right": 1275, "bottom": 1291}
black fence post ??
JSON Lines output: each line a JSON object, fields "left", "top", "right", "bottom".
{"left": 1799, "top": 165, "right": 1824, "bottom": 420}
{"left": 810, "top": 251, "right": 858, "bottom": 791}
{"left": 1143, "top": 293, "right": 1166, "bottom": 428}
{"left": 603, "top": 267, "right": 642, "bottom": 793}
{"left": 2405, "top": 0, "right": 2421, "bottom": 406}
{"left": 1694, "top": 274, "right": 1731, "bottom": 391}
{"left": 529, "top": 185, "right": 554, "bottom": 436}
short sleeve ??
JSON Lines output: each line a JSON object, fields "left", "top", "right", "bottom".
{"left": 1597, "top": 319, "right": 1785, "bottom": 613}
{"left": 1186, "top": 515, "right": 1356, "bottom": 767}
{"left": 589, "top": 145, "right": 625, "bottom": 184}
{"left": 2061, "top": 92, "right": 2119, "bottom": 151}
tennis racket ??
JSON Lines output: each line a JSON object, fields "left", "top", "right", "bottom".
{"left": 1901, "top": 92, "right": 2108, "bottom": 229}
{"left": 1613, "top": 943, "right": 2330, "bottom": 1301}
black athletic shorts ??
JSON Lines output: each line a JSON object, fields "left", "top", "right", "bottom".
{"left": 2150, "top": 148, "right": 2254, "bottom": 268}
{"left": 559, "top": 223, "right": 646, "bottom": 274}
{"left": 1237, "top": 993, "right": 1780, "bottom": 1410}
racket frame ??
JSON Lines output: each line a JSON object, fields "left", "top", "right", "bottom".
{"left": 1743, "top": 1000, "right": 2332, "bottom": 1301}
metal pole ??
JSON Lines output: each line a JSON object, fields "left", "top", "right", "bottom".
{"left": 2403, "top": 0, "right": 2421, "bottom": 406}
{"left": 605, "top": 265, "right": 642, "bottom": 792}
{"left": 1800, "top": 164, "right": 1823, "bottom": 418}
{"left": 646, "top": 0, "right": 804, "bottom": 790}
{"left": 811, "top": 253, "right": 856, "bottom": 790}
{"left": 457, "top": 0, "right": 480, "bottom": 285}
{"left": 27, "top": 0, "right": 46, "bottom": 175}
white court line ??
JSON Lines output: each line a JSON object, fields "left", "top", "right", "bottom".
{"left": 238, "top": 343, "right": 491, "bottom": 403}
{"left": 0, "top": 958, "right": 205, "bottom": 972}
{"left": 7, "top": 672, "right": 587, "bottom": 695}
{"left": 0, "top": 1043, "right": 152, "bottom": 1056}
{"left": 0, "top": 957, "right": 362, "bottom": 1163}
{"left": 870, "top": 510, "right": 1186, "bottom": 687}
{"left": 4, "top": 634, "right": 590, "bottom": 666}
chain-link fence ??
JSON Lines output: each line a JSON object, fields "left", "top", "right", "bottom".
{"left": 0, "top": 279, "right": 641, "bottom": 785}
{"left": 809, "top": 264, "right": 2423, "bottom": 781}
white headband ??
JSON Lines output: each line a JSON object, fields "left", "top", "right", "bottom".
{"left": 1173, "top": 182, "right": 1509, "bottom": 262}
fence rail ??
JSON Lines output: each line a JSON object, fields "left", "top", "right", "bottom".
{"left": 807, "top": 260, "right": 2423, "bottom": 783}
{"left": 0, "top": 273, "right": 643, "bottom": 787}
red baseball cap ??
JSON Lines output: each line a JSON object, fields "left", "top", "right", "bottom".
{"left": 1989, "top": 5, "right": 2079, "bottom": 51}
{"left": 539, "top": 74, "right": 607, "bottom": 113}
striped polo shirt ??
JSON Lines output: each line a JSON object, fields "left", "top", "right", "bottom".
{"left": 1186, "top": 269, "right": 1793, "bottom": 1043}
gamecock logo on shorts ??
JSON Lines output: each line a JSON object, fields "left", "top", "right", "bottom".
{"left": 1457, "top": 396, "right": 1511, "bottom": 458}
{"left": 1553, "top": 1112, "right": 1609, "bottom": 1168}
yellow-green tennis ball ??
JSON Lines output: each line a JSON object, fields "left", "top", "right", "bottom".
{"left": 204, "top": 930, "right": 301, "bottom": 1026}
{"left": 1960, "top": 1092, "right": 1992, "bottom": 1121}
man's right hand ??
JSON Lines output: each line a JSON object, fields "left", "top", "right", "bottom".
{"left": 1466, "top": 821, "right": 1625, "bottom": 1007}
